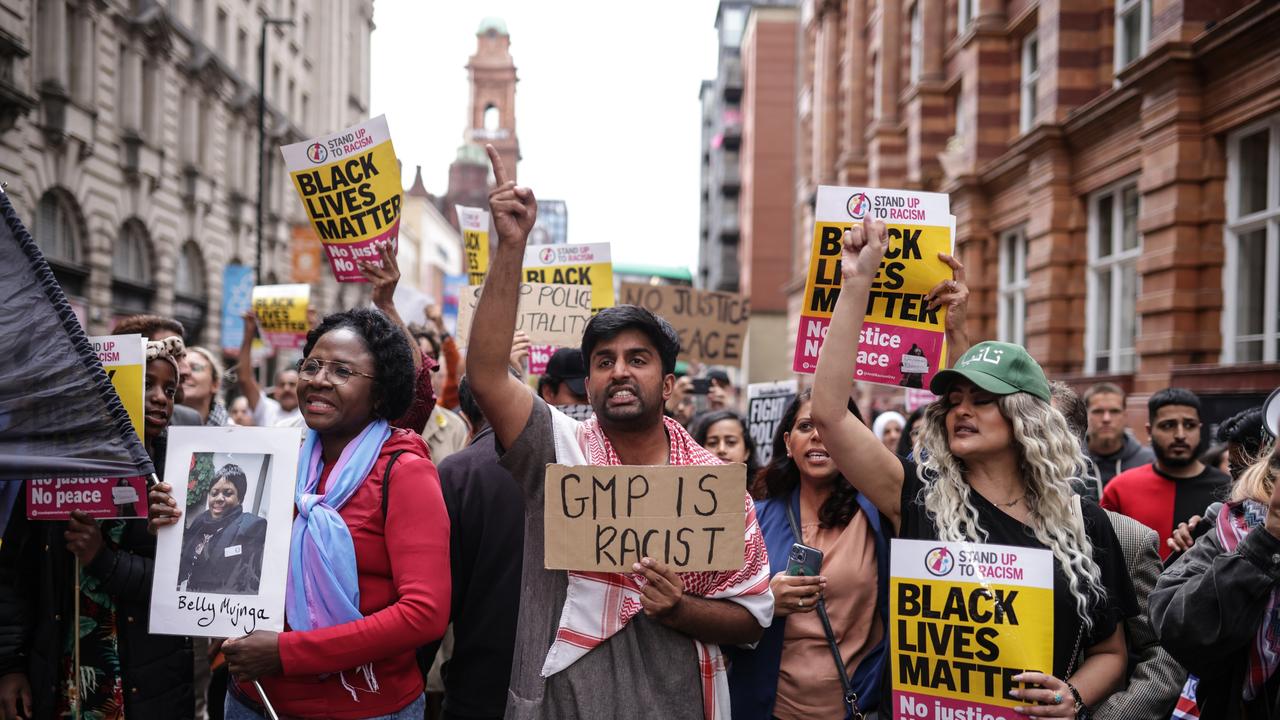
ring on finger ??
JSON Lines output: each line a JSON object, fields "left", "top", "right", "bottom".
{"left": 1052, "top": 692, "right": 1062, "bottom": 704}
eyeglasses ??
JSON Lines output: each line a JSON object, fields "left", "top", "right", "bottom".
{"left": 297, "top": 358, "right": 376, "bottom": 386}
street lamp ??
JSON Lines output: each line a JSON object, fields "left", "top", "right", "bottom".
{"left": 256, "top": 16, "right": 295, "bottom": 286}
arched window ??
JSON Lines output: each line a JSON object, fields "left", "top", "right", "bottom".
{"left": 174, "top": 241, "right": 207, "bottom": 343}
{"left": 33, "top": 189, "right": 89, "bottom": 299}
{"left": 483, "top": 104, "right": 500, "bottom": 132}
{"left": 112, "top": 219, "right": 154, "bottom": 317}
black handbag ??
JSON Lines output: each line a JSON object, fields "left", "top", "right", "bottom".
{"left": 786, "top": 501, "right": 864, "bottom": 720}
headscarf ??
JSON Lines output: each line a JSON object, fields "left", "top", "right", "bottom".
{"left": 872, "top": 410, "right": 906, "bottom": 441}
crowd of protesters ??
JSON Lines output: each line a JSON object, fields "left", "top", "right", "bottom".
{"left": 1, "top": 143, "right": 1278, "bottom": 720}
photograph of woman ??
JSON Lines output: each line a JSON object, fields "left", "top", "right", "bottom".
{"left": 178, "top": 461, "right": 268, "bottom": 595}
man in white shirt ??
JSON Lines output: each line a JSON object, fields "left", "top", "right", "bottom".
{"left": 236, "top": 311, "right": 302, "bottom": 427}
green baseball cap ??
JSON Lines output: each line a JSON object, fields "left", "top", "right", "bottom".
{"left": 929, "top": 341, "right": 1052, "bottom": 402}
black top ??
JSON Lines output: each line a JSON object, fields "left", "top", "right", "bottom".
{"left": 898, "top": 458, "right": 1140, "bottom": 677}
{"left": 423, "top": 426, "right": 526, "bottom": 718}
{"left": 178, "top": 506, "right": 267, "bottom": 595}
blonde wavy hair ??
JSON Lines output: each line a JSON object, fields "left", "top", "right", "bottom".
{"left": 914, "top": 392, "right": 1107, "bottom": 633}
{"left": 1230, "top": 440, "right": 1277, "bottom": 504}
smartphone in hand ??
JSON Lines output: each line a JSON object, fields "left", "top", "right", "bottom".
{"left": 786, "top": 543, "right": 823, "bottom": 577}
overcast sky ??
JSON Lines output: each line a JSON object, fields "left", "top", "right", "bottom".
{"left": 370, "top": 1, "right": 721, "bottom": 273}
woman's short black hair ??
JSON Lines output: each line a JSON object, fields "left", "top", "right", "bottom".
{"left": 581, "top": 305, "right": 681, "bottom": 375}
{"left": 755, "top": 390, "right": 866, "bottom": 528}
{"left": 896, "top": 406, "right": 927, "bottom": 458}
{"left": 213, "top": 463, "right": 248, "bottom": 502}
{"left": 303, "top": 307, "right": 416, "bottom": 420}
{"left": 692, "top": 410, "right": 759, "bottom": 481}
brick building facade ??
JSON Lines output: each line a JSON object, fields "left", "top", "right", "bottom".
{"left": 788, "top": 0, "right": 1280, "bottom": 422}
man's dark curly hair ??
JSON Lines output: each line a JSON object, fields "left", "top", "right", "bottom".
{"left": 755, "top": 390, "right": 868, "bottom": 529}
{"left": 302, "top": 308, "right": 415, "bottom": 420}
{"left": 581, "top": 305, "right": 681, "bottom": 376}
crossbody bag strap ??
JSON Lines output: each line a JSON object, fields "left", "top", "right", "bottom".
{"left": 785, "top": 497, "right": 864, "bottom": 720}
{"left": 379, "top": 450, "right": 408, "bottom": 521}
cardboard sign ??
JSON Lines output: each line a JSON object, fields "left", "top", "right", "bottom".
{"left": 544, "top": 464, "right": 746, "bottom": 572}
{"left": 282, "top": 115, "right": 402, "bottom": 283}
{"left": 457, "top": 205, "right": 490, "bottom": 285}
{"left": 620, "top": 283, "right": 749, "bottom": 366}
{"left": 794, "top": 186, "right": 954, "bottom": 390}
{"left": 150, "top": 426, "right": 302, "bottom": 638}
{"left": 746, "top": 380, "right": 798, "bottom": 467}
{"left": 456, "top": 282, "right": 592, "bottom": 349}
{"left": 890, "top": 539, "right": 1053, "bottom": 718}
{"left": 27, "top": 477, "right": 148, "bottom": 520}
{"left": 252, "top": 284, "right": 310, "bottom": 350}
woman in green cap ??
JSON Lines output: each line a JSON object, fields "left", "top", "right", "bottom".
{"left": 810, "top": 219, "right": 1138, "bottom": 719}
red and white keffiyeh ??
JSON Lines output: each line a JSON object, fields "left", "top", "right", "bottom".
{"left": 545, "top": 409, "right": 774, "bottom": 720}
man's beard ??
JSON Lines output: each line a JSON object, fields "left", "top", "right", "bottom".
{"left": 1153, "top": 440, "right": 1196, "bottom": 469}
{"left": 593, "top": 382, "right": 660, "bottom": 430}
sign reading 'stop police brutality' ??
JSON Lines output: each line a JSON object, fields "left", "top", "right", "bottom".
{"left": 282, "top": 115, "right": 402, "bottom": 283}
{"left": 890, "top": 539, "right": 1053, "bottom": 720}
{"left": 793, "top": 186, "right": 954, "bottom": 390}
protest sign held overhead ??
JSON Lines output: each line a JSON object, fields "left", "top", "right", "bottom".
{"left": 746, "top": 380, "right": 798, "bottom": 467}
{"left": 891, "top": 539, "right": 1053, "bottom": 720}
{"left": 457, "top": 282, "right": 592, "bottom": 349}
{"left": 620, "top": 283, "right": 749, "bottom": 366}
{"left": 458, "top": 205, "right": 491, "bottom": 285}
{"left": 150, "top": 426, "right": 301, "bottom": 638}
{"left": 544, "top": 464, "right": 746, "bottom": 573}
{"left": 522, "top": 243, "right": 615, "bottom": 373}
{"left": 282, "top": 115, "right": 402, "bottom": 283}
{"left": 252, "top": 284, "right": 310, "bottom": 350}
{"left": 794, "top": 186, "right": 954, "bottom": 390}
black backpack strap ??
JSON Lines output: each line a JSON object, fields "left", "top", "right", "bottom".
{"left": 380, "top": 450, "right": 409, "bottom": 521}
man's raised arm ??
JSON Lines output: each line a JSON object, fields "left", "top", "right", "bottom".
{"left": 469, "top": 145, "right": 538, "bottom": 450}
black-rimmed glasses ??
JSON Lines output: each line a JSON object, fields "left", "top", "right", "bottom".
{"left": 296, "top": 358, "right": 376, "bottom": 386}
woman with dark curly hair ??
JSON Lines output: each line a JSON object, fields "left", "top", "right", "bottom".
{"left": 150, "top": 307, "right": 450, "bottom": 719}
{"left": 692, "top": 410, "right": 759, "bottom": 483}
{"left": 726, "top": 390, "right": 890, "bottom": 720}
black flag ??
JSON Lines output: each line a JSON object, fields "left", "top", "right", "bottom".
{"left": 0, "top": 189, "right": 154, "bottom": 480}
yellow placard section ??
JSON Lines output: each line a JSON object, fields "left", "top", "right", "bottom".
{"left": 892, "top": 579, "right": 1054, "bottom": 707}
{"left": 289, "top": 139, "right": 402, "bottom": 247}
{"left": 465, "top": 228, "right": 489, "bottom": 285}
{"left": 91, "top": 334, "right": 145, "bottom": 440}
{"left": 252, "top": 284, "right": 311, "bottom": 350}
{"left": 803, "top": 222, "right": 953, "bottom": 330}
{"left": 544, "top": 464, "right": 746, "bottom": 572}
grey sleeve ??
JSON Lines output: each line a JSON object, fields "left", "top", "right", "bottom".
{"left": 497, "top": 398, "right": 556, "bottom": 504}
{"left": 1150, "top": 520, "right": 1280, "bottom": 674}
{"left": 1092, "top": 527, "right": 1185, "bottom": 720}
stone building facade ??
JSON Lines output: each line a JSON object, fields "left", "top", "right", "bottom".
{"left": 788, "top": 0, "right": 1280, "bottom": 421}
{"left": 0, "top": 0, "right": 374, "bottom": 348}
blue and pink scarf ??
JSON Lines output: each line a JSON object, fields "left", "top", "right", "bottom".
{"left": 286, "top": 419, "right": 392, "bottom": 700}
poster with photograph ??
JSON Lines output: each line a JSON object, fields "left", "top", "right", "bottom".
{"left": 150, "top": 426, "right": 302, "bottom": 638}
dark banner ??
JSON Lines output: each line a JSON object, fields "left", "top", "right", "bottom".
{"left": 0, "top": 190, "right": 154, "bottom": 480}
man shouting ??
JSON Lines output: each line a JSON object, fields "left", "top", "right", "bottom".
{"left": 467, "top": 146, "right": 772, "bottom": 720}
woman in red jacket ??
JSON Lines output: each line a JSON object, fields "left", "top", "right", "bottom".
{"left": 152, "top": 307, "right": 450, "bottom": 719}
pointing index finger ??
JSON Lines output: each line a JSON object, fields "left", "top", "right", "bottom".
{"left": 486, "top": 144, "right": 510, "bottom": 187}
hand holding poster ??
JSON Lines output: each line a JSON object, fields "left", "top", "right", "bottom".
{"left": 457, "top": 205, "right": 490, "bottom": 285}
{"left": 252, "top": 284, "right": 310, "bottom": 350}
{"left": 794, "top": 186, "right": 954, "bottom": 389}
{"left": 456, "top": 282, "right": 592, "bottom": 349}
{"left": 620, "top": 283, "right": 749, "bottom": 366}
{"left": 891, "top": 539, "right": 1053, "bottom": 720}
{"left": 544, "top": 464, "right": 746, "bottom": 572}
{"left": 282, "top": 115, "right": 402, "bottom": 283}
{"left": 150, "top": 426, "right": 301, "bottom": 638}
{"left": 746, "top": 380, "right": 798, "bottom": 467}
